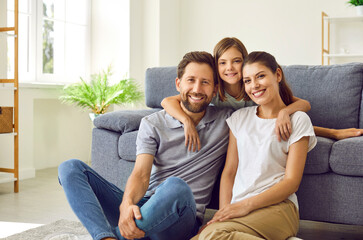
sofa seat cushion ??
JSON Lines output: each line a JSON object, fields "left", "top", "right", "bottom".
{"left": 283, "top": 63, "right": 363, "bottom": 130}
{"left": 118, "top": 131, "right": 138, "bottom": 161}
{"left": 330, "top": 136, "right": 363, "bottom": 177}
{"left": 304, "top": 137, "right": 334, "bottom": 174}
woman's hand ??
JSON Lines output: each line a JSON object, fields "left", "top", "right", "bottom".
{"left": 207, "top": 201, "right": 252, "bottom": 225}
{"left": 184, "top": 118, "right": 201, "bottom": 151}
{"left": 275, "top": 109, "right": 292, "bottom": 142}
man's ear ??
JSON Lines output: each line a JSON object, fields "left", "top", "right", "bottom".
{"left": 213, "top": 83, "right": 218, "bottom": 98}
{"left": 175, "top": 77, "right": 181, "bottom": 92}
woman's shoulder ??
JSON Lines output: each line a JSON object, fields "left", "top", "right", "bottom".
{"left": 290, "top": 111, "right": 312, "bottom": 124}
{"left": 289, "top": 111, "right": 315, "bottom": 133}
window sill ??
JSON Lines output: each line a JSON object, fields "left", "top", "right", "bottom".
{"left": 19, "top": 82, "right": 65, "bottom": 89}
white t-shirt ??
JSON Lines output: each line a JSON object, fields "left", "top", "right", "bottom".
{"left": 226, "top": 106, "right": 317, "bottom": 209}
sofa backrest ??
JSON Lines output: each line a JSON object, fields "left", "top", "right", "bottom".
{"left": 145, "top": 64, "right": 363, "bottom": 129}
{"left": 283, "top": 63, "right": 363, "bottom": 129}
{"left": 145, "top": 66, "right": 178, "bottom": 108}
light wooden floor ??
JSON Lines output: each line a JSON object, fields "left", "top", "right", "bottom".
{"left": 0, "top": 167, "right": 362, "bottom": 239}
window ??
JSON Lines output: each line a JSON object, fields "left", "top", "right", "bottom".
{"left": 37, "top": 0, "right": 91, "bottom": 83}
{"left": 3, "top": 0, "right": 90, "bottom": 84}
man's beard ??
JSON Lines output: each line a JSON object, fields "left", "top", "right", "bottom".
{"left": 181, "top": 93, "right": 210, "bottom": 113}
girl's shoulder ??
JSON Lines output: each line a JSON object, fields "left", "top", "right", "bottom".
{"left": 212, "top": 92, "right": 254, "bottom": 111}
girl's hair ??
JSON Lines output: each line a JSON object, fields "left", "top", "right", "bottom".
{"left": 241, "top": 51, "right": 293, "bottom": 106}
{"left": 213, "top": 37, "right": 248, "bottom": 102}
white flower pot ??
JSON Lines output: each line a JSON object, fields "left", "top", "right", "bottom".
{"left": 356, "top": 6, "right": 363, "bottom": 16}
{"left": 89, "top": 113, "right": 100, "bottom": 122}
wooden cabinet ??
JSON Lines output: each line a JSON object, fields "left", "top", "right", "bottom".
{"left": 322, "top": 11, "right": 363, "bottom": 65}
{"left": 0, "top": 0, "right": 19, "bottom": 192}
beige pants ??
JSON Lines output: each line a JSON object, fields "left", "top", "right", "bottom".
{"left": 191, "top": 199, "right": 299, "bottom": 240}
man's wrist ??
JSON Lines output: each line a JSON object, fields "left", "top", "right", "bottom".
{"left": 120, "top": 198, "right": 133, "bottom": 209}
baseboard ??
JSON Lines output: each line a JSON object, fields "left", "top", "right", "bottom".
{"left": 19, "top": 168, "right": 36, "bottom": 180}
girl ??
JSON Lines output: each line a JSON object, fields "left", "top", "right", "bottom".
{"left": 161, "top": 37, "right": 311, "bottom": 151}
{"left": 192, "top": 51, "right": 317, "bottom": 240}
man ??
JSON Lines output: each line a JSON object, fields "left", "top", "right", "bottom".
{"left": 58, "top": 51, "right": 232, "bottom": 240}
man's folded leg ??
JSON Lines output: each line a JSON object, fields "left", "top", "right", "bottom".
{"left": 116, "top": 177, "right": 200, "bottom": 240}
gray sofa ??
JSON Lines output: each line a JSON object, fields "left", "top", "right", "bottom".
{"left": 92, "top": 63, "right": 363, "bottom": 226}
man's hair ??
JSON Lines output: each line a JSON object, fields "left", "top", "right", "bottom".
{"left": 177, "top": 51, "right": 217, "bottom": 84}
{"left": 241, "top": 51, "right": 293, "bottom": 106}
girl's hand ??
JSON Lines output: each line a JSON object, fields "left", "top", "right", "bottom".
{"left": 207, "top": 201, "right": 251, "bottom": 225}
{"left": 184, "top": 118, "right": 201, "bottom": 151}
{"left": 275, "top": 109, "right": 292, "bottom": 142}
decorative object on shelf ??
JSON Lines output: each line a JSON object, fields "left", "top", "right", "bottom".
{"left": 59, "top": 66, "right": 143, "bottom": 116}
{"left": 0, "top": 107, "right": 13, "bottom": 133}
{"left": 347, "top": 0, "right": 363, "bottom": 16}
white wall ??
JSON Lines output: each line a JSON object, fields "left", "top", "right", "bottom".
{"left": 129, "top": 0, "right": 360, "bottom": 86}
{"left": 91, "top": 0, "right": 130, "bottom": 82}
{"left": 178, "top": 0, "right": 360, "bottom": 66}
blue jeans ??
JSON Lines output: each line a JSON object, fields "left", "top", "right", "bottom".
{"left": 58, "top": 159, "right": 200, "bottom": 240}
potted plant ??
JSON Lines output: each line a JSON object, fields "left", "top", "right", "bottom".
{"left": 60, "top": 66, "right": 143, "bottom": 120}
{"left": 347, "top": 0, "right": 363, "bottom": 15}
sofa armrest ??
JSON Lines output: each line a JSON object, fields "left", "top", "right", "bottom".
{"left": 94, "top": 109, "right": 161, "bottom": 133}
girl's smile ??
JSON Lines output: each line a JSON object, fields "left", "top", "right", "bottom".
{"left": 218, "top": 47, "right": 243, "bottom": 86}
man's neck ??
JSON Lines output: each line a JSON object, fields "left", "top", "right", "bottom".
{"left": 180, "top": 103, "right": 206, "bottom": 126}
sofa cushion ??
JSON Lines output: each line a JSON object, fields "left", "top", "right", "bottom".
{"left": 304, "top": 137, "right": 333, "bottom": 174}
{"left": 283, "top": 63, "right": 363, "bottom": 129}
{"left": 118, "top": 131, "right": 138, "bottom": 161}
{"left": 330, "top": 136, "right": 363, "bottom": 177}
{"left": 145, "top": 66, "right": 179, "bottom": 108}
{"left": 94, "top": 109, "right": 160, "bottom": 133}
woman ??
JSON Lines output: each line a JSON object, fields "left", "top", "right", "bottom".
{"left": 192, "top": 51, "right": 317, "bottom": 240}
{"left": 161, "top": 37, "right": 311, "bottom": 151}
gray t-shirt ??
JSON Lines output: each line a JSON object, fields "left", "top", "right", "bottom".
{"left": 136, "top": 106, "right": 232, "bottom": 221}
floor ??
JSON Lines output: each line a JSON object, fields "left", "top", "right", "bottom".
{"left": 0, "top": 168, "right": 363, "bottom": 239}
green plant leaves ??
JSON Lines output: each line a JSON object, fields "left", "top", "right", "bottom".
{"left": 347, "top": 0, "right": 363, "bottom": 6}
{"left": 59, "top": 67, "right": 143, "bottom": 114}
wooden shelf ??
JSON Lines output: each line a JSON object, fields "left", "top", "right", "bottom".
{"left": 322, "top": 12, "right": 363, "bottom": 65}
{"left": 0, "top": 0, "right": 19, "bottom": 193}
{"left": 0, "top": 172, "right": 17, "bottom": 184}
{"left": 324, "top": 53, "right": 363, "bottom": 58}
{"left": 323, "top": 15, "right": 363, "bottom": 23}
{"left": 0, "top": 132, "right": 18, "bottom": 136}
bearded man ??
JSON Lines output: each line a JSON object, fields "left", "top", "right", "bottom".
{"left": 58, "top": 51, "right": 232, "bottom": 240}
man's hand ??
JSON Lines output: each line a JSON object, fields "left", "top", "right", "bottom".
{"left": 333, "top": 128, "right": 363, "bottom": 140}
{"left": 118, "top": 201, "right": 145, "bottom": 239}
